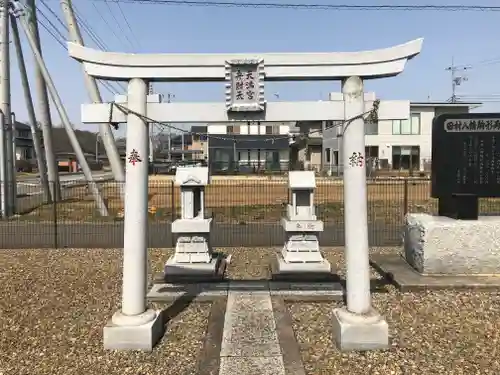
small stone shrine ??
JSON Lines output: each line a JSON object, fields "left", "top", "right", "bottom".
{"left": 404, "top": 113, "right": 500, "bottom": 275}
{"left": 276, "top": 171, "right": 331, "bottom": 273}
{"left": 165, "top": 167, "right": 219, "bottom": 275}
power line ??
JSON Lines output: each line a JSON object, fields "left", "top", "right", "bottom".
{"left": 102, "top": 0, "right": 136, "bottom": 50}
{"left": 36, "top": 6, "right": 66, "bottom": 41}
{"left": 39, "top": 0, "right": 67, "bottom": 32}
{"left": 112, "top": 0, "right": 142, "bottom": 50}
{"left": 457, "top": 56, "right": 500, "bottom": 69}
{"left": 91, "top": 1, "right": 130, "bottom": 50}
{"left": 73, "top": 4, "right": 110, "bottom": 50}
{"left": 88, "top": 0, "right": 500, "bottom": 12}
{"left": 33, "top": 14, "right": 120, "bottom": 96}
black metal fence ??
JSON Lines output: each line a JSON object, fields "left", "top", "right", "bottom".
{"left": 3, "top": 177, "right": 500, "bottom": 249}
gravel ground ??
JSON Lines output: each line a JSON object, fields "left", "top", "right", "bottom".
{"left": 219, "top": 246, "right": 396, "bottom": 280}
{"left": 2, "top": 247, "right": 500, "bottom": 375}
{"left": 288, "top": 249, "right": 500, "bottom": 375}
{"left": 0, "top": 249, "right": 210, "bottom": 375}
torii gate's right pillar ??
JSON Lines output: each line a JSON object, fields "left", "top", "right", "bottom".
{"left": 332, "top": 76, "right": 388, "bottom": 351}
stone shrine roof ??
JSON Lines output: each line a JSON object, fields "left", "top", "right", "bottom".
{"left": 175, "top": 167, "right": 209, "bottom": 186}
{"left": 288, "top": 171, "right": 316, "bottom": 189}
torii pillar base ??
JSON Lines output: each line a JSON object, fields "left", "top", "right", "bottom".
{"left": 332, "top": 307, "right": 389, "bottom": 352}
{"left": 103, "top": 309, "right": 164, "bottom": 352}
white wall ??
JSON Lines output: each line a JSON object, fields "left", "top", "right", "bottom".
{"left": 207, "top": 122, "right": 292, "bottom": 135}
{"left": 366, "top": 105, "right": 471, "bottom": 169}
{"left": 238, "top": 149, "right": 289, "bottom": 164}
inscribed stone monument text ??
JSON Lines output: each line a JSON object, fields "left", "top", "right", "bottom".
{"left": 432, "top": 114, "right": 500, "bottom": 198}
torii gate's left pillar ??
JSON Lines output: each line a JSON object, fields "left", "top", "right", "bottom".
{"left": 103, "top": 78, "right": 164, "bottom": 351}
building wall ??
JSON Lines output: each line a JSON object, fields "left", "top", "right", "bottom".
{"left": 207, "top": 122, "right": 292, "bottom": 135}
{"left": 366, "top": 105, "right": 471, "bottom": 170}
{"left": 207, "top": 122, "right": 293, "bottom": 168}
{"left": 14, "top": 123, "right": 34, "bottom": 161}
{"left": 208, "top": 134, "right": 289, "bottom": 172}
{"left": 15, "top": 146, "right": 32, "bottom": 161}
{"left": 323, "top": 101, "right": 473, "bottom": 171}
{"left": 188, "top": 139, "right": 208, "bottom": 160}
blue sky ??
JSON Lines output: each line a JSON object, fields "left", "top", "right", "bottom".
{"left": 10, "top": 0, "right": 500, "bottom": 137}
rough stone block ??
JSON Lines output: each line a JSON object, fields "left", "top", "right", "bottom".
{"left": 404, "top": 213, "right": 500, "bottom": 275}
{"left": 103, "top": 310, "right": 164, "bottom": 351}
{"left": 332, "top": 307, "right": 389, "bottom": 351}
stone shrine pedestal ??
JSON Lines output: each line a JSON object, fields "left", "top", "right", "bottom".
{"left": 164, "top": 167, "right": 220, "bottom": 277}
{"left": 275, "top": 171, "right": 331, "bottom": 274}
{"left": 404, "top": 213, "right": 500, "bottom": 275}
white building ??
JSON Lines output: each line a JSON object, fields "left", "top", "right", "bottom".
{"left": 321, "top": 93, "right": 481, "bottom": 172}
{"left": 204, "top": 94, "right": 481, "bottom": 173}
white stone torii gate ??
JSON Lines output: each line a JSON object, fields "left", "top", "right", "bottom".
{"left": 68, "top": 38, "right": 423, "bottom": 351}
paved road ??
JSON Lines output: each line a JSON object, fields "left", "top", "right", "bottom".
{"left": 0, "top": 222, "right": 402, "bottom": 249}
{"left": 16, "top": 172, "right": 114, "bottom": 196}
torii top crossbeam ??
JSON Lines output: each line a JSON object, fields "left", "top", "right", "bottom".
{"left": 67, "top": 39, "right": 423, "bottom": 82}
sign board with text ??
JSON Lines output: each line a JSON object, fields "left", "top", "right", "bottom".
{"left": 225, "top": 59, "right": 265, "bottom": 112}
{"left": 431, "top": 113, "right": 500, "bottom": 199}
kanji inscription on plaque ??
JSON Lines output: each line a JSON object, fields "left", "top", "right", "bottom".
{"left": 225, "top": 58, "right": 265, "bottom": 112}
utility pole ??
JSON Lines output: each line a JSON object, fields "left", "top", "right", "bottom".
{"left": 60, "top": 0, "right": 125, "bottom": 195}
{"left": 9, "top": 112, "right": 16, "bottom": 212}
{"left": 15, "top": 3, "right": 109, "bottom": 216}
{"left": 10, "top": 14, "right": 51, "bottom": 204}
{"left": 445, "top": 57, "right": 470, "bottom": 103}
{"left": 0, "top": 0, "right": 10, "bottom": 217}
{"left": 148, "top": 83, "right": 154, "bottom": 164}
{"left": 1, "top": 0, "right": 15, "bottom": 216}
{"left": 26, "top": 0, "right": 60, "bottom": 201}
{"left": 166, "top": 92, "right": 174, "bottom": 161}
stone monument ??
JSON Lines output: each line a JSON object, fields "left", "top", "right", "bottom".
{"left": 404, "top": 113, "right": 500, "bottom": 275}
{"left": 165, "top": 166, "right": 219, "bottom": 276}
{"left": 275, "top": 171, "right": 331, "bottom": 273}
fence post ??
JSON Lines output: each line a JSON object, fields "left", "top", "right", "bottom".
{"left": 170, "top": 179, "right": 175, "bottom": 248}
{"left": 52, "top": 180, "right": 58, "bottom": 249}
{"left": 403, "top": 178, "right": 409, "bottom": 216}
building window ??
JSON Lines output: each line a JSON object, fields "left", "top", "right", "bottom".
{"left": 325, "top": 148, "right": 331, "bottom": 163}
{"left": 264, "top": 125, "right": 279, "bottom": 135}
{"left": 365, "top": 122, "right": 378, "bottom": 135}
{"left": 227, "top": 125, "right": 240, "bottom": 134}
{"left": 392, "top": 146, "right": 420, "bottom": 170}
{"left": 333, "top": 151, "right": 339, "bottom": 166}
{"left": 392, "top": 113, "right": 421, "bottom": 135}
{"left": 16, "top": 130, "right": 30, "bottom": 138}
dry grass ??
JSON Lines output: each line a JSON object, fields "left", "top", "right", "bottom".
{"left": 16, "top": 180, "right": 500, "bottom": 223}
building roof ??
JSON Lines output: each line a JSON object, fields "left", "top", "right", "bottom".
{"left": 191, "top": 125, "right": 207, "bottom": 134}
{"left": 410, "top": 101, "right": 482, "bottom": 108}
{"left": 14, "top": 121, "right": 31, "bottom": 130}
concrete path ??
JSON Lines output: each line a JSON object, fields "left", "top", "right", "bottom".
{"left": 219, "top": 288, "right": 285, "bottom": 375}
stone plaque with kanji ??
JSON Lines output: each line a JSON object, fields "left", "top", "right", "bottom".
{"left": 225, "top": 58, "right": 265, "bottom": 112}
